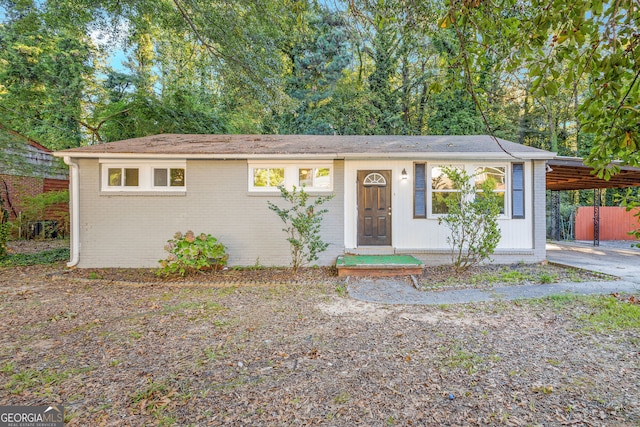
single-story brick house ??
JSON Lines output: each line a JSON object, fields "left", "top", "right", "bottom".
{"left": 53, "top": 134, "right": 555, "bottom": 268}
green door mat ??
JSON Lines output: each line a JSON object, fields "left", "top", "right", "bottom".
{"left": 336, "top": 255, "right": 423, "bottom": 267}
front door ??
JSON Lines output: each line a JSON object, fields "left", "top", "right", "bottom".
{"left": 357, "top": 170, "right": 392, "bottom": 246}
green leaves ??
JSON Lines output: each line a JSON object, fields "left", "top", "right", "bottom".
{"left": 158, "top": 231, "right": 228, "bottom": 277}
{"left": 268, "top": 186, "right": 334, "bottom": 273}
{"left": 438, "top": 167, "right": 502, "bottom": 272}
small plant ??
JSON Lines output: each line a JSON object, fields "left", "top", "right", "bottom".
{"left": 0, "top": 222, "right": 10, "bottom": 257}
{"left": 333, "top": 391, "right": 350, "bottom": 404}
{"left": 268, "top": 186, "right": 334, "bottom": 273}
{"left": 335, "top": 284, "right": 347, "bottom": 297}
{"left": 538, "top": 273, "right": 556, "bottom": 284}
{"left": 158, "top": 231, "right": 228, "bottom": 277}
{"left": 438, "top": 167, "right": 502, "bottom": 273}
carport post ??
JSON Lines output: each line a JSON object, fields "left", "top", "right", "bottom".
{"left": 551, "top": 191, "right": 561, "bottom": 240}
{"left": 593, "top": 188, "right": 600, "bottom": 247}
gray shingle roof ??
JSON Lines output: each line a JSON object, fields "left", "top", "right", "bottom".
{"left": 54, "top": 134, "right": 555, "bottom": 159}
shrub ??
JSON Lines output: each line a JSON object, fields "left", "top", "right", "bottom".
{"left": 0, "top": 222, "right": 9, "bottom": 258}
{"left": 158, "top": 231, "right": 228, "bottom": 277}
{"left": 268, "top": 186, "right": 334, "bottom": 273}
{"left": 438, "top": 167, "right": 502, "bottom": 272}
{"left": 15, "top": 190, "right": 69, "bottom": 239}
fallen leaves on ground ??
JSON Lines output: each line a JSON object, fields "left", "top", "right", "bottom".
{"left": 0, "top": 260, "right": 638, "bottom": 426}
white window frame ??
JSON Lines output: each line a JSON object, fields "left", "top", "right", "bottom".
{"left": 427, "top": 164, "right": 464, "bottom": 217}
{"left": 473, "top": 164, "right": 508, "bottom": 217}
{"left": 100, "top": 160, "right": 187, "bottom": 192}
{"left": 248, "top": 161, "right": 333, "bottom": 192}
{"left": 426, "top": 163, "right": 510, "bottom": 219}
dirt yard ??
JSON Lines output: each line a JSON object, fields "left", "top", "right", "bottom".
{"left": 1, "top": 259, "right": 639, "bottom": 426}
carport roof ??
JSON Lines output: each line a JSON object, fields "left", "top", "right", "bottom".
{"left": 546, "top": 157, "right": 640, "bottom": 191}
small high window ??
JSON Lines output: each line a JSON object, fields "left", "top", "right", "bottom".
{"left": 253, "top": 168, "right": 285, "bottom": 188}
{"left": 101, "top": 161, "right": 186, "bottom": 192}
{"left": 154, "top": 168, "right": 185, "bottom": 187}
{"left": 108, "top": 168, "right": 139, "bottom": 187}
{"left": 299, "top": 167, "right": 331, "bottom": 189}
{"left": 248, "top": 162, "right": 333, "bottom": 192}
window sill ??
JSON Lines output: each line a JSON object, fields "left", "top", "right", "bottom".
{"left": 247, "top": 190, "right": 333, "bottom": 197}
{"left": 100, "top": 191, "right": 186, "bottom": 197}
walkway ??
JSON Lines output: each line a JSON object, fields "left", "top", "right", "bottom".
{"left": 347, "top": 242, "right": 640, "bottom": 305}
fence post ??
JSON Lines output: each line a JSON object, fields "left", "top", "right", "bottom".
{"left": 593, "top": 188, "right": 601, "bottom": 246}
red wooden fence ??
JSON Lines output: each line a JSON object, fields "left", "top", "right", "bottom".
{"left": 575, "top": 206, "right": 640, "bottom": 240}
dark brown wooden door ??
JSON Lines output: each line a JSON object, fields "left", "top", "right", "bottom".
{"left": 357, "top": 170, "right": 392, "bottom": 246}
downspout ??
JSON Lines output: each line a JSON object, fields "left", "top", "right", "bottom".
{"left": 63, "top": 156, "right": 80, "bottom": 267}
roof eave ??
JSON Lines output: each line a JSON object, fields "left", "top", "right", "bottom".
{"left": 54, "top": 151, "right": 556, "bottom": 160}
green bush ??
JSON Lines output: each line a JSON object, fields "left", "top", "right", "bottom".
{"left": 18, "top": 190, "right": 70, "bottom": 239}
{"left": 438, "top": 167, "right": 502, "bottom": 272}
{"left": 268, "top": 186, "right": 334, "bottom": 273}
{"left": 0, "top": 222, "right": 9, "bottom": 258}
{"left": 158, "top": 231, "right": 228, "bottom": 277}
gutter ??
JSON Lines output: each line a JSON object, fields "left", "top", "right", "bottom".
{"left": 63, "top": 156, "right": 80, "bottom": 267}
{"left": 53, "top": 151, "right": 558, "bottom": 161}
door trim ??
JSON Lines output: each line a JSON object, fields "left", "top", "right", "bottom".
{"left": 357, "top": 170, "right": 392, "bottom": 246}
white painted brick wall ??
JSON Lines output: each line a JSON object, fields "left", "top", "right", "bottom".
{"left": 77, "top": 159, "right": 344, "bottom": 268}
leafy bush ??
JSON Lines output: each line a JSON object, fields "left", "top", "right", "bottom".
{"left": 268, "top": 186, "right": 334, "bottom": 273}
{"left": 14, "top": 190, "right": 69, "bottom": 239}
{"left": 438, "top": 167, "right": 502, "bottom": 272}
{"left": 0, "top": 222, "right": 9, "bottom": 258}
{"left": 158, "top": 231, "right": 228, "bottom": 276}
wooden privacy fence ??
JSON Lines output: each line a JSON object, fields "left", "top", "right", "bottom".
{"left": 575, "top": 206, "right": 640, "bottom": 240}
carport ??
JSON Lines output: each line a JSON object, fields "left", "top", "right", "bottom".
{"left": 546, "top": 157, "right": 640, "bottom": 246}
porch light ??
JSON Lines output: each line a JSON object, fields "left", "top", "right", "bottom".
{"left": 401, "top": 168, "right": 408, "bottom": 179}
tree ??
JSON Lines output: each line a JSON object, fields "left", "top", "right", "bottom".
{"left": 0, "top": 0, "right": 94, "bottom": 149}
{"left": 439, "top": 0, "right": 639, "bottom": 175}
{"left": 274, "top": 5, "right": 352, "bottom": 134}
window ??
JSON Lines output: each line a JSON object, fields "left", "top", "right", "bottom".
{"left": 253, "top": 168, "right": 285, "bottom": 188}
{"left": 512, "top": 163, "right": 525, "bottom": 218}
{"left": 416, "top": 164, "right": 517, "bottom": 218}
{"left": 248, "top": 161, "right": 333, "bottom": 192}
{"left": 154, "top": 168, "right": 185, "bottom": 187}
{"left": 431, "top": 166, "right": 462, "bottom": 215}
{"left": 299, "top": 167, "right": 331, "bottom": 189}
{"left": 414, "top": 163, "right": 426, "bottom": 218}
{"left": 108, "top": 168, "right": 139, "bottom": 187}
{"left": 362, "top": 172, "right": 387, "bottom": 186}
{"left": 101, "top": 161, "right": 186, "bottom": 192}
{"left": 475, "top": 166, "right": 506, "bottom": 214}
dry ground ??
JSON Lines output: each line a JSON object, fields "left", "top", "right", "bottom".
{"left": 0, "top": 247, "right": 639, "bottom": 426}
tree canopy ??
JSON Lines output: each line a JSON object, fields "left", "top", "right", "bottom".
{"left": 0, "top": 0, "right": 637, "bottom": 174}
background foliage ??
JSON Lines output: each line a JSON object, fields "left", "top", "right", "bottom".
{"left": 0, "top": 0, "right": 637, "bottom": 220}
